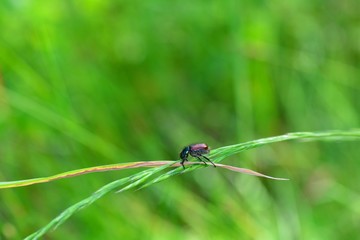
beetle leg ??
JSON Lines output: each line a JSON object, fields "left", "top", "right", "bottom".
{"left": 195, "top": 156, "right": 208, "bottom": 166}
{"left": 201, "top": 155, "right": 216, "bottom": 168}
{"left": 180, "top": 159, "right": 186, "bottom": 169}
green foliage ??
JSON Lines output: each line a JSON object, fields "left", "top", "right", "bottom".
{"left": 0, "top": 0, "right": 359, "bottom": 239}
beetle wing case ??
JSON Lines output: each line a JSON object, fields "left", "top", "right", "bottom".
{"left": 190, "top": 143, "right": 210, "bottom": 154}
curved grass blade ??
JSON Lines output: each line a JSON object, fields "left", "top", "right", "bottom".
{"left": 215, "top": 163, "right": 288, "bottom": 180}
{"left": 137, "top": 161, "right": 288, "bottom": 191}
{"left": 210, "top": 130, "right": 360, "bottom": 159}
{"left": 25, "top": 162, "right": 174, "bottom": 240}
{"left": 0, "top": 161, "right": 175, "bottom": 189}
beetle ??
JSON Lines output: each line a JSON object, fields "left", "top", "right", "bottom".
{"left": 179, "top": 143, "right": 216, "bottom": 169}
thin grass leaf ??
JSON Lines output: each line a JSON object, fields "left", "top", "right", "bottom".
{"left": 210, "top": 130, "right": 360, "bottom": 160}
{"left": 25, "top": 162, "right": 175, "bottom": 240}
{"left": 214, "top": 163, "right": 288, "bottom": 180}
{"left": 24, "top": 176, "right": 133, "bottom": 240}
{"left": 137, "top": 161, "right": 287, "bottom": 191}
{"left": 0, "top": 161, "right": 175, "bottom": 189}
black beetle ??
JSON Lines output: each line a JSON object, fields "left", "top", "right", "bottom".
{"left": 179, "top": 143, "right": 216, "bottom": 169}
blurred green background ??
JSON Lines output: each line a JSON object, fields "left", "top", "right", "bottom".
{"left": 0, "top": 0, "right": 359, "bottom": 239}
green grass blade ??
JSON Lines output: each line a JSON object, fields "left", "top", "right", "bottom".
{"left": 24, "top": 162, "right": 175, "bottom": 240}
{"left": 210, "top": 130, "right": 360, "bottom": 161}
{"left": 0, "top": 161, "right": 175, "bottom": 189}
{"left": 138, "top": 130, "right": 360, "bottom": 190}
